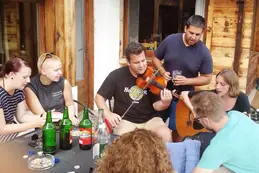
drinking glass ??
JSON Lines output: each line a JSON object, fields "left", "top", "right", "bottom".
{"left": 172, "top": 70, "right": 182, "bottom": 80}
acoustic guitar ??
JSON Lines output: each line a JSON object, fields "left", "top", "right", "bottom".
{"left": 175, "top": 99, "right": 209, "bottom": 137}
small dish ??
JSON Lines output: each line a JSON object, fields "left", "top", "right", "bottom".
{"left": 28, "top": 151, "right": 55, "bottom": 170}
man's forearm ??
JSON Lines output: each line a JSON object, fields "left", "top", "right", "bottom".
{"left": 187, "top": 75, "right": 212, "bottom": 86}
{"left": 153, "top": 100, "right": 170, "bottom": 111}
{"left": 152, "top": 56, "right": 166, "bottom": 75}
{"left": 95, "top": 94, "right": 112, "bottom": 117}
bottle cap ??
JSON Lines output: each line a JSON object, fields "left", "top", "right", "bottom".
{"left": 28, "top": 150, "right": 35, "bottom": 155}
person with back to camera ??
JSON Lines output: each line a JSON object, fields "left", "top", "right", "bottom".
{"left": 95, "top": 129, "right": 177, "bottom": 173}
{"left": 25, "top": 53, "right": 79, "bottom": 126}
{"left": 0, "top": 57, "right": 45, "bottom": 143}
{"left": 191, "top": 91, "right": 259, "bottom": 173}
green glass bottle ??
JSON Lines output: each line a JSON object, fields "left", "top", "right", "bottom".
{"left": 42, "top": 110, "right": 56, "bottom": 154}
{"left": 79, "top": 107, "right": 92, "bottom": 150}
{"left": 59, "top": 106, "right": 73, "bottom": 150}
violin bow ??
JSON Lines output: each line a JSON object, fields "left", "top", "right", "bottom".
{"left": 121, "top": 61, "right": 165, "bottom": 119}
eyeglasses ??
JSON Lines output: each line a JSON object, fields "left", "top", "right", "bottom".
{"left": 40, "top": 53, "right": 53, "bottom": 67}
{"left": 193, "top": 115, "right": 207, "bottom": 130}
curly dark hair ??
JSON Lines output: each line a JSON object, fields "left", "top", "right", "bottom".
{"left": 95, "top": 129, "right": 175, "bottom": 173}
{"left": 125, "top": 41, "right": 146, "bottom": 62}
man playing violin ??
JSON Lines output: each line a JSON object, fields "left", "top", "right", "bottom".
{"left": 95, "top": 41, "right": 173, "bottom": 142}
{"left": 152, "top": 15, "right": 213, "bottom": 134}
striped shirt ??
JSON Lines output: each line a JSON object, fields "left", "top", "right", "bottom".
{"left": 0, "top": 87, "right": 25, "bottom": 143}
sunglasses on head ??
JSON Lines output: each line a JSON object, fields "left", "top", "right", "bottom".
{"left": 40, "top": 53, "right": 54, "bottom": 67}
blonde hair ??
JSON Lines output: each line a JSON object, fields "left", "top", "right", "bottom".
{"left": 95, "top": 129, "right": 174, "bottom": 173}
{"left": 37, "top": 53, "right": 61, "bottom": 72}
{"left": 216, "top": 68, "right": 240, "bottom": 97}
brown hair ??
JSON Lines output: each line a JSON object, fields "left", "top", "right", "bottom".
{"left": 216, "top": 68, "right": 240, "bottom": 97}
{"left": 191, "top": 91, "right": 225, "bottom": 122}
{"left": 0, "top": 56, "right": 29, "bottom": 77}
{"left": 95, "top": 129, "right": 174, "bottom": 173}
{"left": 125, "top": 41, "right": 146, "bottom": 62}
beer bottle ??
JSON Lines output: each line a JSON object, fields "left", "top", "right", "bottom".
{"left": 42, "top": 110, "right": 56, "bottom": 154}
{"left": 79, "top": 107, "right": 92, "bottom": 150}
{"left": 59, "top": 106, "right": 73, "bottom": 150}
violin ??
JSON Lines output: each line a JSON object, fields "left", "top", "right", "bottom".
{"left": 136, "top": 67, "right": 167, "bottom": 95}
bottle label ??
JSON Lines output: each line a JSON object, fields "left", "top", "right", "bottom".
{"left": 69, "top": 128, "right": 72, "bottom": 144}
{"left": 93, "top": 143, "right": 100, "bottom": 159}
{"left": 79, "top": 128, "right": 91, "bottom": 145}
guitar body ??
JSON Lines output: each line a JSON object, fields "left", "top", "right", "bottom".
{"left": 176, "top": 100, "right": 209, "bottom": 137}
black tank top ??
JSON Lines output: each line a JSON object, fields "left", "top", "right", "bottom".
{"left": 26, "top": 75, "right": 65, "bottom": 112}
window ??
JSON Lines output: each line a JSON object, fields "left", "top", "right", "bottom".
{"left": 125, "top": 0, "right": 197, "bottom": 50}
{"left": 0, "top": 1, "right": 39, "bottom": 76}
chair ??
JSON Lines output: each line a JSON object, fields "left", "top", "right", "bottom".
{"left": 142, "top": 41, "right": 157, "bottom": 57}
{"left": 142, "top": 41, "right": 157, "bottom": 50}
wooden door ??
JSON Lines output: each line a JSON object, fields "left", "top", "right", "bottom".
{"left": 75, "top": 0, "right": 94, "bottom": 110}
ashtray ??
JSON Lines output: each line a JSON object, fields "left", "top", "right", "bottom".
{"left": 28, "top": 151, "right": 55, "bottom": 170}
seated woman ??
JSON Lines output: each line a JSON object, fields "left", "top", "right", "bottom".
{"left": 181, "top": 68, "right": 250, "bottom": 114}
{"left": 25, "top": 53, "right": 79, "bottom": 126}
{"left": 0, "top": 57, "right": 45, "bottom": 143}
{"left": 95, "top": 129, "right": 176, "bottom": 173}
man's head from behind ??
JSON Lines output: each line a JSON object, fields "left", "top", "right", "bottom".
{"left": 95, "top": 129, "right": 175, "bottom": 173}
{"left": 125, "top": 41, "right": 147, "bottom": 76}
{"left": 191, "top": 91, "right": 226, "bottom": 131}
{"left": 184, "top": 15, "right": 205, "bottom": 46}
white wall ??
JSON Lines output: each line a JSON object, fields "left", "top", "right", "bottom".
{"left": 94, "top": 0, "right": 121, "bottom": 107}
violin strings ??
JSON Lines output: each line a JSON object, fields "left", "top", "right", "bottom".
{"left": 121, "top": 62, "right": 165, "bottom": 119}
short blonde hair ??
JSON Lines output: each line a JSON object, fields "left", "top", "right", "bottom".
{"left": 216, "top": 68, "right": 240, "bottom": 97}
{"left": 37, "top": 53, "right": 61, "bottom": 72}
{"left": 95, "top": 129, "right": 174, "bottom": 173}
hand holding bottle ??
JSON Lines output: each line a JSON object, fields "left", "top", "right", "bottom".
{"left": 34, "top": 116, "right": 46, "bottom": 128}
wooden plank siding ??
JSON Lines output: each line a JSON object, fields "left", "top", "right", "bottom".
{"left": 83, "top": 0, "right": 94, "bottom": 109}
{"left": 38, "top": 0, "right": 76, "bottom": 86}
{"left": 252, "top": 0, "right": 259, "bottom": 79}
{"left": 201, "top": 0, "right": 256, "bottom": 93}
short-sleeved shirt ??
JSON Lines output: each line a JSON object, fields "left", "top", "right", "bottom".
{"left": 97, "top": 66, "right": 160, "bottom": 123}
{"left": 26, "top": 75, "right": 65, "bottom": 113}
{"left": 155, "top": 33, "right": 213, "bottom": 92}
{"left": 198, "top": 111, "right": 259, "bottom": 173}
{"left": 0, "top": 87, "right": 24, "bottom": 143}
{"left": 188, "top": 90, "right": 250, "bottom": 113}
{"left": 0, "top": 87, "right": 24, "bottom": 123}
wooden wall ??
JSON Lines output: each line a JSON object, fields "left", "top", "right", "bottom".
{"left": 202, "top": 0, "right": 255, "bottom": 93}
{"left": 38, "top": 0, "right": 76, "bottom": 86}
{"left": 3, "top": 3, "right": 20, "bottom": 59}
{"left": 252, "top": 0, "right": 259, "bottom": 78}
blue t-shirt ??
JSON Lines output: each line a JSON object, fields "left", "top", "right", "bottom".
{"left": 198, "top": 111, "right": 259, "bottom": 173}
{"left": 155, "top": 33, "right": 213, "bottom": 91}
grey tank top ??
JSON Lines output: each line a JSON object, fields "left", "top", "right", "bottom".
{"left": 26, "top": 75, "right": 65, "bottom": 113}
